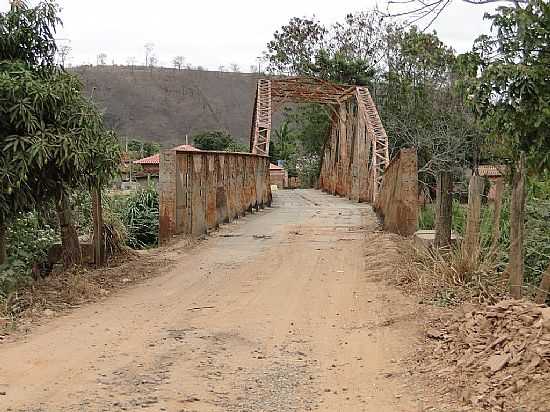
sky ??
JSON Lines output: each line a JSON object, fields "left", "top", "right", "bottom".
{"left": 1, "top": 0, "right": 498, "bottom": 71}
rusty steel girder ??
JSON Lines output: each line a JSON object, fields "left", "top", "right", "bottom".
{"left": 250, "top": 77, "right": 390, "bottom": 203}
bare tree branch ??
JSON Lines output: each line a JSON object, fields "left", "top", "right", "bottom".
{"left": 383, "top": 0, "right": 528, "bottom": 30}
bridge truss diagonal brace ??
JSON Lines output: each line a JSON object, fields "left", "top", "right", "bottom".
{"left": 355, "top": 86, "right": 390, "bottom": 202}
{"left": 251, "top": 79, "right": 272, "bottom": 156}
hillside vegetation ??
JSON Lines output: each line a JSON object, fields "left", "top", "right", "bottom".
{"left": 74, "top": 66, "right": 260, "bottom": 147}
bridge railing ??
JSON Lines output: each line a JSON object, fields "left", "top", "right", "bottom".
{"left": 159, "top": 150, "right": 271, "bottom": 244}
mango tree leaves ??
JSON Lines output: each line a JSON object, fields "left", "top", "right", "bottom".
{"left": 1, "top": 2, "right": 121, "bottom": 223}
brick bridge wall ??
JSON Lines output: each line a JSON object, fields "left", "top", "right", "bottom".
{"left": 159, "top": 150, "right": 271, "bottom": 244}
{"left": 374, "top": 148, "right": 418, "bottom": 236}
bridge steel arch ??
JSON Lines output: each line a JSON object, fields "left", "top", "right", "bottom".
{"left": 250, "top": 77, "right": 390, "bottom": 203}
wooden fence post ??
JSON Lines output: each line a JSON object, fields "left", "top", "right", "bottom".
{"left": 462, "top": 175, "right": 485, "bottom": 270}
{"left": 91, "top": 188, "right": 105, "bottom": 266}
{"left": 435, "top": 171, "right": 453, "bottom": 249}
{"left": 535, "top": 263, "right": 550, "bottom": 304}
{"left": 0, "top": 218, "right": 6, "bottom": 265}
{"left": 489, "top": 177, "right": 504, "bottom": 257}
{"left": 506, "top": 152, "right": 526, "bottom": 299}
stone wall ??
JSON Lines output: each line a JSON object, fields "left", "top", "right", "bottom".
{"left": 374, "top": 148, "right": 418, "bottom": 236}
{"left": 159, "top": 151, "right": 271, "bottom": 244}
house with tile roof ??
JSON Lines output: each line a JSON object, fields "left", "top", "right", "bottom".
{"left": 130, "top": 144, "right": 200, "bottom": 187}
{"left": 478, "top": 165, "right": 507, "bottom": 201}
{"left": 133, "top": 144, "right": 200, "bottom": 175}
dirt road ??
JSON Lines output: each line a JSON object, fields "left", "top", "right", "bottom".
{"left": 0, "top": 190, "right": 424, "bottom": 412}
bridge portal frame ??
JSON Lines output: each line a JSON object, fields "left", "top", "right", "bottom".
{"left": 250, "top": 77, "right": 390, "bottom": 202}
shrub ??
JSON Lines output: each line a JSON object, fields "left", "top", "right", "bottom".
{"left": 0, "top": 212, "right": 58, "bottom": 296}
{"left": 122, "top": 186, "right": 159, "bottom": 249}
{"left": 418, "top": 205, "right": 435, "bottom": 230}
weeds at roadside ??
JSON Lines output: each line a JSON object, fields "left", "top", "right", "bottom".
{"left": 0, "top": 248, "right": 176, "bottom": 336}
{"left": 400, "top": 241, "right": 509, "bottom": 307}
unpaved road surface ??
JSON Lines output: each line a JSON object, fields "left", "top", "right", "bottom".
{"left": 0, "top": 190, "right": 424, "bottom": 411}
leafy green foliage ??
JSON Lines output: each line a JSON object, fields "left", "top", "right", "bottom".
{"left": 0, "top": 61, "right": 121, "bottom": 220}
{"left": 192, "top": 130, "right": 234, "bottom": 151}
{"left": 0, "top": 212, "right": 58, "bottom": 296}
{"left": 122, "top": 187, "right": 159, "bottom": 249}
{"left": 126, "top": 139, "right": 161, "bottom": 158}
{"left": 0, "top": 0, "right": 60, "bottom": 68}
{"left": 270, "top": 121, "right": 296, "bottom": 164}
{"left": 270, "top": 105, "right": 330, "bottom": 186}
{"left": 265, "top": 12, "right": 383, "bottom": 85}
{"left": 265, "top": 16, "right": 327, "bottom": 76}
{"left": 266, "top": 14, "right": 478, "bottom": 194}
{"left": 224, "top": 141, "right": 249, "bottom": 153}
{"left": 0, "top": 1, "right": 121, "bottom": 269}
{"left": 471, "top": 0, "right": 550, "bottom": 170}
{"left": 0, "top": 2, "right": 121, "bottom": 225}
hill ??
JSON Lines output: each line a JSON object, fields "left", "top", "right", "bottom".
{"left": 73, "top": 66, "right": 261, "bottom": 147}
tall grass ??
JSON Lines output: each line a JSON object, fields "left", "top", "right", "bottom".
{"left": 120, "top": 186, "right": 159, "bottom": 249}
{"left": 418, "top": 182, "right": 550, "bottom": 288}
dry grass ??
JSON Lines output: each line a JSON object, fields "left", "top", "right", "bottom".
{"left": 0, "top": 234, "right": 198, "bottom": 334}
{"left": 364, "top": 230, "right": 510, "bottom": 307}
{"left": 399, "top": 240, "right": 510, "bottom": 306}
{"left": 0, "top": 246, "right": 183, "bottom": 337}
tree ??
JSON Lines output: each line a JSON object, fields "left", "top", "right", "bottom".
{"left": 144, "top": 42, "right": 154, "bottom": 66}
{"left": 0, "top": 0, "right": 59, "bottom": 67}
{"left": 471, "top": 0, "right": 550, "bottom": 170}
{"left": 148, "top": 55, "right": 158, "bottom": 68}
{"left": 0, "top": 1, "right": 121, "bottom": 266}
{"left": 272, "top": 121, "right": 296, "bottom": 162}
{"left": 173, "top": 55, "right": 185, "bottom": 70}
{"left": 331, "top": 13, "right": 385, "bottom": 58}
{"left": 126, "top": 56, "right": 136, "bottom": 69}
{"left": 384, "top": 0, "right": 528, "bottom": 30}
{"left": 97, "top": 52, "right": 107, "bottom": 65}
{"left": 225, "top": 141, "right": 249, "bottom": 153}
{"left": 373, "top": 24, "right": 482, "bottom": 194}
{"left": 265, "top": 16, "right": 327, "bottom": 75}
{"left": 58, "top": 44, "right": 71, "bottom": 67}
{"left": 192, "top": 130, "right": 234, "bottom": 151}
{"left": 229, "top": 63, "right": 240, "bottom": 72}
{"left": 127, "top": 139, "right": 161, "bottom": 158}
{"left": 464, "top": 1, "right": 549, "bottom": 295}
{"left": 264, "top": 12, "right": 384, "bottom": 85}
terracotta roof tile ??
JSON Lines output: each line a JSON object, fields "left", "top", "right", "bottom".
{"left": 133, "top": 144, "right": 199, "bottom": 165}
{"left": 478, "top": 165, "right": 506, "bottom": 177}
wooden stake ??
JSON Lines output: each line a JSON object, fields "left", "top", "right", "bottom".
{"left": 463, "top": 175, "right": 485, "bottom": 270}
{"left": 489, "top": 178, "right": 504, "bottom": 257}
{"left": 435, "top": 171, "right": 453, "bottom": 249}
{"left": 0, "top": 218, "right": 6, "bottom": 265}
{"left": 92, "top": 188, "right": 105, "bottom": 266}
{"left": 535, "top": 263, "right": 550, "bottom": 305}
{"left": 506, "top": 153, "right": 526, "bottom": 299}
